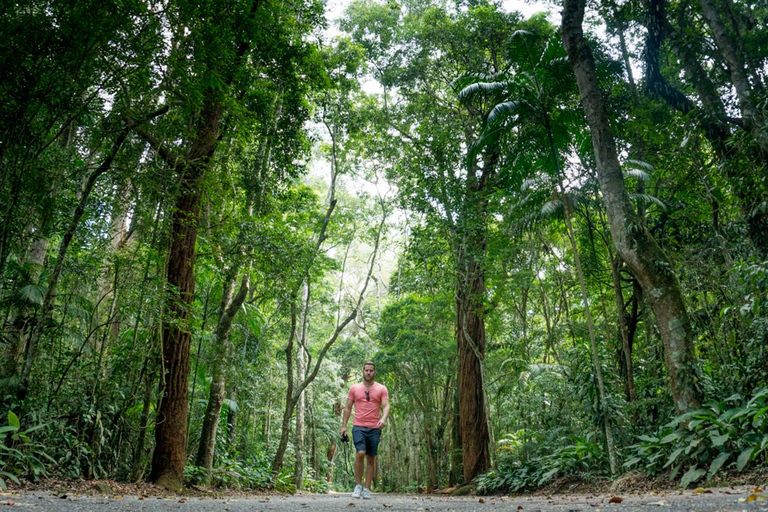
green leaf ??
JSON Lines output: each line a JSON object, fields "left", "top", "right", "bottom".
{"left": 663, "top": 447, "right": 685, "bottom": 468}
{"left": 7, "top": 411, "right": 20, "bottom": 429}
{"left": 736, "top": 447, "right": 755, "bottom": 471}
{"left": 0, "top": 472, "right": 19, "bottom": 485}
{"left": 680, "top": 466, "right": 706, "bottom": 488}
{"left": 711, "top": 434, "right": 729, "bottom": 447}
{"left": 661, "top": 432, "right": 683, "bottom": 444}
{"left": 17, "top": 284, "right": 44, "bottom": 306}
{"left": 708, "top": 452, "right": 731, "bottom": 479}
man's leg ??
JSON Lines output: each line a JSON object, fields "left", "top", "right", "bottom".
{"left": 355, "top": 451, "right": 366, "bottom": 485}
{"left": 364, "top": 455, "right": 376, "bottom": 489}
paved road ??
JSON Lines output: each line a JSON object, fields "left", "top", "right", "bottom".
{"left": 2, "top": 488, "right": 766, "bottom": 511}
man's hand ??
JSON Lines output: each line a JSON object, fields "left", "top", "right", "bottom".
{"left": 375, "top": 418, "right": 386, "bottom": 429}
{"left": 340, "top": 426, "right": 348, "bottom": 438}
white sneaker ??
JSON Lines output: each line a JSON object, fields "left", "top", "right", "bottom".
{"left": 351, "top": 484, "right": 362, "bottom": 498}
{"left": 362, "top": 488, "right": 372, "bottom": 499}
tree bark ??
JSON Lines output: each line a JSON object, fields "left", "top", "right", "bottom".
{"left": 455, "top": 251, "right": 490, "bottom": 483}
{"left": 562, "top": 0, "right": 702, "bottom": 414}
{"left": 149, "top": 94, "right": 222, "bottom": 490}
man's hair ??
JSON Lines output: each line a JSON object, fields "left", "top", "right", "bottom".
{"left": 363, "top": 361, "right": 376, "bottom": 369}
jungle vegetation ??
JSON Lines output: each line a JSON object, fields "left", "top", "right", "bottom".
{"left": 1, "top": 0, "right": 767, "bottom": 494}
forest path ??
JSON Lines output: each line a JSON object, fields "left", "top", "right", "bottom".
{"left": 3, "top": 487, "right": 766, "bottom": 511}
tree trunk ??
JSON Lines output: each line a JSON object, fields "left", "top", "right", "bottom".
{"left": 455, "top": 252, "right": 490, "bottom": 483}
{"left": 149, "top": 95, "right": 222, "bottom": 490}
{"left": 562, "top": 0, "right": 701, "bottom": 414}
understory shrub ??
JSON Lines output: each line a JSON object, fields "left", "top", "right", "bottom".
{"left": 184, "top": 453, "right": 274, "bottom": 490}
{"left": 625, "top": 388, "right": 768, "bottom": 488}
{"left": 0, "top": 411, "right": 54, "bottom": 488}
{"left": 476, "top": 433, "right": 608, "bottom": 494}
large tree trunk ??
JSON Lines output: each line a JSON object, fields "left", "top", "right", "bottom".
{"left": 149, "top": 95, "right": 222, "bottom": 490}
{"left": 455, "top": 252, "right": 490, "bottom": 483}
{"left": 561, "top": 0, "right": 702, "bottom": 414}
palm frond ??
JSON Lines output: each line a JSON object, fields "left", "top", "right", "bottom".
{"left": 457, "top": 81, "right": 507, "bottom": 104}
{"left": 546, "top": 56, "right": 570, "bottom": 67}
{"left": 511, "top": 29, "right": 533, "bottom": 40}
{"left": 624, "top": 159, "right": 655, "bottom": 172}
{"left": 486, "top": 100, "right": 522, "bottom": 127}
{"left": 630, "top": 193, "right": 667, "bottom": 211}
{"left": 466, "top": 125, "right": 505, "bottom": 167}
{"left": 17, "top": 284, "right": 44, "bottom": 306}
{"left": 540, "top": 199, "right": 563, "bottom": 218}
{"left": 452, "top": 72, "right": 503, "bottom": 93}
{"left": 623, "top": 168, "right": 651, "bottom": 181}
{"left": 520, "top": 175, "right": 552, "bottom": 191}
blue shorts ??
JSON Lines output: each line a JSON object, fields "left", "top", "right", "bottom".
{"left": 352, "top": 426, "right": 382, "bottom": 456}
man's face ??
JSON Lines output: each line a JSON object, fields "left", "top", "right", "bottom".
{"left": 363, "top": 364, "right": 376, "bottom": 382}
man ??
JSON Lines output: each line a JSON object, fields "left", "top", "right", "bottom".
{"left": 341, "top": 361, "right": 390, "bottom": 499}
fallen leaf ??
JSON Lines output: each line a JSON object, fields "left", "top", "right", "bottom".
{"left": 608, "top": 496, "right": 623, "bottom": 504}
{"left": 178, "top": 498, "right": 187, "bottom": 503}
{"left": 347, "top": 502, "right": 355, "bottom": 507}
{"left": 754, "top": 487, "right": 764, "bottom": 493}
{"left": 3, "top": 501, "right": 14, "bottom": 506}
{"left": 692, "top": 488, "right": 712, "bottom": 494}
{"left": 517, "top": 506, "right": 523, "bottom": 510}
{"left": 382, "top": 504, "right": 391, "bottom": 508}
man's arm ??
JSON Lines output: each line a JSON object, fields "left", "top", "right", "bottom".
{"left": 341, "top": 397, "right": 354, "bottom": 436}
{"left": 376, "top": 397, "right": 390, "bottom": 429}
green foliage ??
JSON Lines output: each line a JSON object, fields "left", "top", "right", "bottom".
{"left": 0, "top": 412, "right": 55, "bottom": 489}
{"left": 625, "top": 389, "right": 768, "bottom": 488}
{"left": 184, "top": 453, "right": 273, "bottom": 490}
{"left": 476, "top": 433, "right": 607, "bottom": 494}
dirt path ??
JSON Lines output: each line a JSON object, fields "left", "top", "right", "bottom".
{"left": 2, "top": 487, "right": 766, "bottom": 512}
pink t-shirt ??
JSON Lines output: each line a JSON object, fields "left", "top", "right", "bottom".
{"left": 348, "top": 382, "right": 389, "bottom": 428}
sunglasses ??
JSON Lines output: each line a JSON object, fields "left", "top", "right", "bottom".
{"left": 365, "top": 389, "right": 370, "bottom": 401}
